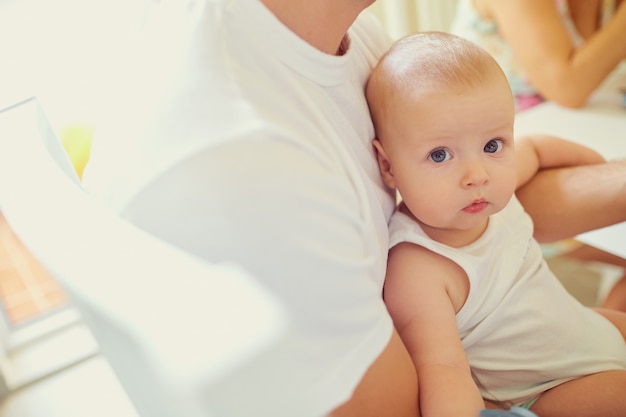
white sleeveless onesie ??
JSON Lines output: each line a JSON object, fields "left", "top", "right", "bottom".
{"left": 388, "top": 196, "right": 626, "bottom": 405}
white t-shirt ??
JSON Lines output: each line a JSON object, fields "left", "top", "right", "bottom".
{"left": 83, "top": 0, "right": 395, "bottom": 416}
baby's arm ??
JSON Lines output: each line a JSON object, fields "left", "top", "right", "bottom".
{"left": 515, "top": 134, "right": 605, "bottom": 188}
{"left": 383, "top": 242, "right": 484, "bottom": 417}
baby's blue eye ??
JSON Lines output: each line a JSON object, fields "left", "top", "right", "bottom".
{"left": 429, "top": 148, "right": 451, "bottom": 163}
{"left": 484, "top": 139, "right": 504, "bottom": 154}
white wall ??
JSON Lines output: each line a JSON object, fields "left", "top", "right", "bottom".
{"left": 367, "top": 0, "right": 459, "bottom": 40}
{"left": 0, "top": 0, "right": 145, "bottom": 129}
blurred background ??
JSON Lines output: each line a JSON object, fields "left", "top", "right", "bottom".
{"left": 1, "top": 1, "right": 617, "bottom": 416}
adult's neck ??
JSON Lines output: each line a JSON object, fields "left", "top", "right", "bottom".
{"left": 261, "top": 0, "right": 374, "bottom": 55}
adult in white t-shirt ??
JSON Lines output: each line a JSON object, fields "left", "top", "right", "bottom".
{"left": 83, "top": 0, "right": 626, "bottom": 416}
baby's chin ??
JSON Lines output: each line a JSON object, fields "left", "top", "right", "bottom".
{"left": 416, "top": 217, "right": 490, "bottom": 247}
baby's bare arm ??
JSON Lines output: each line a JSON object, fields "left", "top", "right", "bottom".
{"left": 515, "top": 134, "right": 605, "bottom": 189}
{"left": 384, "top": 243, "right": 483, "bottom": 417}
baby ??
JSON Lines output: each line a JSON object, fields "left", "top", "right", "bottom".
{"left": 366, "top": 31, "right": 626, "bottom": 417}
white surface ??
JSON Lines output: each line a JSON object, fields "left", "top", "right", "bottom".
{"left": 6, "top": 322, "right": 98, "bottom": 390}
{"left": 515, "top": 63, "right": 626, "bottom": 258}
{"left": 0, "top": 356, "right": 139, "bottom": 417}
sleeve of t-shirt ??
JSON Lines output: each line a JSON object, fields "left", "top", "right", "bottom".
{"left": 119, "top": 132, "right": 393, "bottom": 417}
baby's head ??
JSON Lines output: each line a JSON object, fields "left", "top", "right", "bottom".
{"left": 366, "top": 32, "right": 517, "bottom": 241}
{"left": 367, "top": 31, "right": 514, "bottom": 150}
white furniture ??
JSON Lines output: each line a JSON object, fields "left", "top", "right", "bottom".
{"left": 0, "top": 97, "right": 287, "bottom": 417}
{"left": 515, "top": 63, "right": 626, "bottom": 259}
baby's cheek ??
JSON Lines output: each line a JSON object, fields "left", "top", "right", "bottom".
{"left": 496, "top": 169, "right": 517, "bottom": 203}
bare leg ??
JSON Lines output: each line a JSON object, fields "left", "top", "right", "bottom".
{"left": 563, "top": 244, "right": 626, "bottom": 312}
{"left": 483, "top": 401, "right": 506, "bottom": 410}
{"left": 531, "top": 371, "right": 626, "bottom": 417}
{"left": 530, "top": 309, "right": 626, "bottom": 416}
{"left": 603, "top": 277, "right": 626, "bottom": 312}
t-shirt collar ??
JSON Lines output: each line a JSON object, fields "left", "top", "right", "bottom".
{"left": 233, "top": 0, "right": 352, "bottom": 87}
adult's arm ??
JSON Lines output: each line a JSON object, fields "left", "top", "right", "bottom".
{"left": 516, "top": 159, "right": 626, "bottom": 242}
{"left": 484, "top": 0, "right": 626, "bottom": 107}
{"left": 567, "top": 0, "right": 603, "bottom": 38}
{"left": 332, "top": 329, "right": 419, "bottom": 417}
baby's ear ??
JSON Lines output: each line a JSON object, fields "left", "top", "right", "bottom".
{"left": 372, "top": 139, "right": 396, "bottom": 189}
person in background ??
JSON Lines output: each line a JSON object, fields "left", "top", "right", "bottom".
{"left": 83, "top": 0, "right": 626, "bottom": 415}
{"left": 451, "top": 0, "right": 626, "bottom": 110}
{"left": 366, "top": 31, "right": 626, "bottom": 417}
{"left": 452, "top": 0, "right": 626, "bottom": 313}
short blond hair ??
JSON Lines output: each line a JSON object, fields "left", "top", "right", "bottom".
{"left": 366, "top": 31, "right": 510, "bottom": 143}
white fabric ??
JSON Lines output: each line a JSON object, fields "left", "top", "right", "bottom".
{"left": 83, "top": 0, "right": 395, "bottom": 416}
{"left": 388, "top": 196, "right": 626, "bottom": 406}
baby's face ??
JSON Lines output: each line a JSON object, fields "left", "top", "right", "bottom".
{"left": 379, "top": 74, "right": 516, "bottom": 244}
